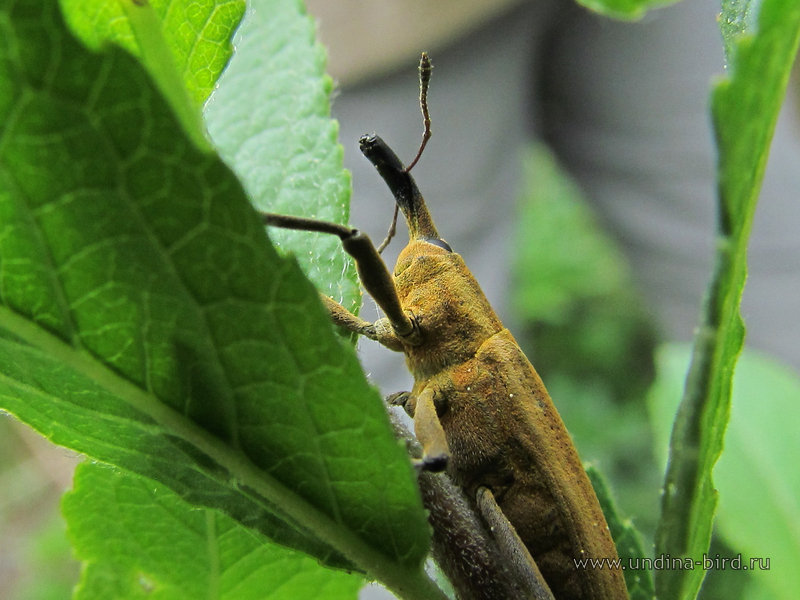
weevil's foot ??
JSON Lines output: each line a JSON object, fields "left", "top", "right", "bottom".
{"left": 387, "top": 391, "right": 417, "bottom": 418}
{"left": 386, "top": 391, "right": 411, "bottom": 407}
{"left": 413, "top": 453, "right": 448, "bottom": 473}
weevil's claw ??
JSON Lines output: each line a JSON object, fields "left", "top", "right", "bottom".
{"left": 413, "top": 453, "right": 448, "bottom": 474}
{"left": 424, "top": 453, "right": 449, "bottom": 472}
{"left": 386, "top": 391, "right": 411, "bottom": 407}
{"left": 386, "top": 391, "right": 410, "bottom": 405}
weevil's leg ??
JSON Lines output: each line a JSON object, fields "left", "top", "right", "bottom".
{"left": 319, "top": 294, "right": 377, "bottom": 340}
{"left": 412, "top": 386, "right": 449, "bottom": 472}
{"left": 476, "top": 487, "right": 556, "bottom": 600}
{"left": 386, "top": 413, "right": 535, "bottom": 599}
{"left": 262, "top": 213, "right": 421, "bottom": 345}
{"left": 319, "top": 294, "right": 405, "bottom": 351}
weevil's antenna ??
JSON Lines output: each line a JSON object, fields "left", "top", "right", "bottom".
{"left": 377, "top": 52, "right": 433, "bottom": 254}
{"left": 376, "top": 205, "right": 400, "bottom": 254}
{"left": 404, "top": 52, "right": 433, "bottom": 173}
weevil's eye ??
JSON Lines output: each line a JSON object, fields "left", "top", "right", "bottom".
{"left": 421, "top": 237, "right": 452, "bottom": 252}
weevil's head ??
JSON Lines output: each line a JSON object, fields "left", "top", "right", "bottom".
{"left": 359, "top": 134, "right": 502, "bottom": 376}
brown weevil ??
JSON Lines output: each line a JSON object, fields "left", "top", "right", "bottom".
{"left": 263, "top": 53, "right": 628, "bottom": 600}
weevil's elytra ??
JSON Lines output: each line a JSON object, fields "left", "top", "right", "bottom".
{"left": 264, "top": 53, "right": 628, "bottom": 600}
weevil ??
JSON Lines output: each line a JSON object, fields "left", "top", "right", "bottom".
{"left": 263, "top": 54, "right": 628, "bottom": 600}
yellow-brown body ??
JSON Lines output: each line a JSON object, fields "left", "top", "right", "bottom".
{"left": 389, "top": 241, "right": 628, "bottom": 600}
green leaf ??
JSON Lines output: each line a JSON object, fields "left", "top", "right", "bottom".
{"left": 573, "top": 0, "right": 681, "bottom": 21}
{"left": 60, "top": 0, "right": 245, "bottom": 107}
{"left": 718, "top": 0, "right": 759, "bottom": 62}
{"left": 60, "top": 0, "right": 245, "bottom": 150}
{"left": 714, "top": 354, "right": 800, "bottom": 600}
{"left": 0, "top": 2, "right": 439, "bottom": 597}
{"left": 64, "top": 462, "right": 364, "bottom": 600}
{"left": 648, "top": 344, "right": 800, "bottom": 600}
{"left": 586, "top": 466, "right": 655, "bottom": 600}
{"left": 513, "top": 145, "right": 626, "bottom": 320}
{"left": 204, "top": 0, "right": 359, "bottom": 315}
{"left": 654, "top": 1, "right": 800, "bottom": 598}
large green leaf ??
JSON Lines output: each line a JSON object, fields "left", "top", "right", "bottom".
{"left": 654, "top": 0, "right": 800, "bottom": 598}
{"left": 714, "top": 355, "right": 800, "bottom": 600}
{"left": 60, "top": 0, "right": 245, "bottom": 151}
{"left": 656, "top": 0, "right": 800, "bottom": 600}
{"left": 0, "top": 1, "right": 438, "bottom": 597}
{"left": 64, "top": 462, "right": 363, "bottom": 600}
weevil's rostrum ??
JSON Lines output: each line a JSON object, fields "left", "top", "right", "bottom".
{"left": 264, "top": 55, "right": 628, "bottom": 600}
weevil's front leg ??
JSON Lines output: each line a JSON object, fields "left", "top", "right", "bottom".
{"left": 319, "top": 294, "right": 405, "bottom": 351}
{"left": 476, "top": 487, "right": 556, "bottom": 600}
{"left": 262, "top": 213, "right": 421, "bottom": 346}
{"left": 319, "top": 294, "right": 378, "bottom": 340}
{"left": 392, "top": 386, "right": 449, "bottom": 472}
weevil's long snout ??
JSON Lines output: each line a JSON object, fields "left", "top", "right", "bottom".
{"left": 359, "top": 134, "right": 439, "bottom": 241}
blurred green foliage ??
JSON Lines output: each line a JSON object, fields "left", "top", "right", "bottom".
{"left": 511, "top": 144, "right": 660, "bottom": 538}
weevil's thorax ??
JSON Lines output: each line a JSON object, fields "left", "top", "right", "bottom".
{"left": 392, "top": 240, "right": 503, "bottom": 380}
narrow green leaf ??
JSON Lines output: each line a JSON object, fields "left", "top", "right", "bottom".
{"left": 655, "top": 1, "right": 800, "bottom": 598}
{"left": 0, "top": 2, "right": 438, "bottom": 596}
{"left": 587, "top": 466, "right": 655, "bottom": 600}
{"left": 648, "top": 344, "right": 800, "bottom": 600}
{"left": 204, "top": 0, "right": 360, "bottom": 314}
{"left": 718, "top": 0, "right": 760, "bottom": 62}
{"left": 64, "top": 462, "right": 364, "bottom": 600}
